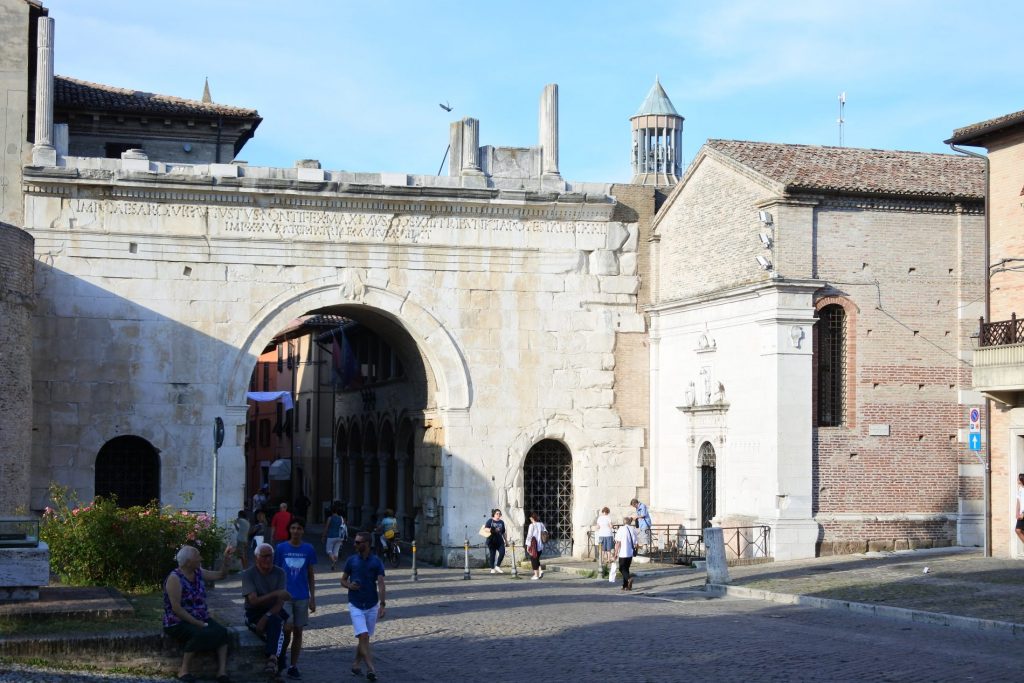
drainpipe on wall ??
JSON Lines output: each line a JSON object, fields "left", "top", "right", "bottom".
{"left": 949, "top": 142, "right": 990, "bottom": 558}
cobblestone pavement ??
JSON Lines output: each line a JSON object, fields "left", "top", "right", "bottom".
{"left": 3, "top": 551, "right": 1022, "bottom": 683}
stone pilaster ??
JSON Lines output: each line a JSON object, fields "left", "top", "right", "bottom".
{"left": 448, "top": 121, "right": 463, "bottom": 176}
{"left": 32, "top": 17, "right": 56, "bottom": 167}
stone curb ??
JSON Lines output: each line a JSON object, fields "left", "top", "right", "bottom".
{"left": 544, "top": 562, "right": 696, "bottom": 580}
{"left": 706, "top": 583, "right": 1024, "bottom": 638}
{"left": 0, "top": 625, "right": 264, "bottom": 677}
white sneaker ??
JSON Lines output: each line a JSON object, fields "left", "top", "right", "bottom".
{"left": 531, "top": 575, "right": 539, "bottom": 580}
{"left": 539, "top": 570, "right": 544, "bottom": 578}
{"left": 494, "top": 566, "right": 504, "bottom": 574}
{"left": 490, "top": 568, "right": 497, "bottom": 574}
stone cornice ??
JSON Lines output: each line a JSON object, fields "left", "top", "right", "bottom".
{"left": 646, "top": 277, "right": 825, "bottom": 316}
{"left": 22, "top": 165, "right": 617, "bottom": 222}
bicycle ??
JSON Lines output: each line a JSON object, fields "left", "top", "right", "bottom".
{"left": 381, "top": 536, "right": 401, "bottom": 568}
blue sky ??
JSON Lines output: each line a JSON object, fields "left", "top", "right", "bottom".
{"left": 45, "top": 0, "right": 1024, "bottom": 183}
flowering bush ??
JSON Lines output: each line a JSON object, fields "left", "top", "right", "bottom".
{"left": 40, "top": 484, "right": 228, "bottom": 593}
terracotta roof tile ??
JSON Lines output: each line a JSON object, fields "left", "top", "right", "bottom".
{"left": 946, "top": 109, "right": 1024, "bottom": 145}
{"left": 706, "top": 139, "right": 983, "bottom": 200}
{"left": 55, "top": 75, "right": 260, "bottom": 119}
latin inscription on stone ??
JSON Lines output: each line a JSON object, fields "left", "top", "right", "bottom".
{"left": 65, "top": 199, "right": 606, "bottom": 248}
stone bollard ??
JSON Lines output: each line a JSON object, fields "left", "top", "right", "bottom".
{"left": 703, "top": 527, "right": 730, "bottom": 585}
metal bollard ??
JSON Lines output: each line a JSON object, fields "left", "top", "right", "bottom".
{"left": 411, "top": 539, "right": 418, "bottom": 582}
{"left": 510, "top": 538, "right": 519, "bottom": 578}
{"left": 463, "top": 536, "right": 471, "bottom": 580}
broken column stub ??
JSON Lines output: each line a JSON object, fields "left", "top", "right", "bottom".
{"left": 704, "top": 526, "right": 730, "bottom": 585}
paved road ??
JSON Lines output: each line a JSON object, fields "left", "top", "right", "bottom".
{"left": 3, "top": 566, "right": 1019, "bottom": 682}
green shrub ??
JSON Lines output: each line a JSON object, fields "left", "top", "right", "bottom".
{"left": 40, "top": 484, "right": 227, "bottom": 593}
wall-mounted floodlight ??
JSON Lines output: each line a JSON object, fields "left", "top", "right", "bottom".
{"left": 758, "top": 232, "right": 773, "bottom": 249}
{"left": 755, "top": 255, "right": 773, "bottom": 270}
{"left": 758, "top": 210, "right": 773, "bottom": 225}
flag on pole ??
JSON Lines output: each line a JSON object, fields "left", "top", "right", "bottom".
{"left": 331, "top": 329, "right": 360, "bottom": 390}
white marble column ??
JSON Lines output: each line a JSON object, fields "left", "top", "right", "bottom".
{"left": 32, "top": 17, "right": 56, "bottom": 166}
{"left": 539, "top": 83, "right": 560, "bottom": 176}
{"left": 460, "top": 118, "right": 481, "bottom": 174}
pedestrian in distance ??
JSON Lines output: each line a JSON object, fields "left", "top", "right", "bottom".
{"left": 1016, "top": 473, "right": 1024, "bottom": 545}
{"left": 162, "top": 544, "right": 235, "bottom": 683}
{"left": 596, "top": 506, "right": 615, "bottom": 567}
{"left": 322, "top": 503, "right": 347, "bottom": 571}
{"left": 241, "top": 543, "right": 292, "bottom": 675}
{"left": 293, "top": 492, "right": 311, "bottom": 522}
{"left": 274, "top": 518, "right": 317, "bottom": 680}
{"left": 249, "top": 509, "right": 268, "bottom": 559}
{"left": 341, "top": 531, "right": 387, "bottom": 682}
{"left": 252, "top": 484, "right": 269, "bottom": 522}
{"left": 271, "top": 502, "right": 292, "bottom": 544}
{"left": 525, "top": 511, "right": 548, "bottom": 580}
{"left": 614, "top": 515, "right": 639, "bottom": 591}
{"left": 484, "top": 508, "right": 508, "bottom": 573}
{"left": 630, "top": 497, "right": 652, "bottom": 552}
{"left": 234, "top": 510, "right": 250, "bottom": 570}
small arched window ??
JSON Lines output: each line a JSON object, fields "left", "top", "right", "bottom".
{"left": 95, "top": 435, "right": 160, "bottom": 507}
{"left": 816, "top": 304, "right": 846, "bottom": 426}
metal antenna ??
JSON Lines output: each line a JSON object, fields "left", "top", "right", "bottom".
{"left": 838, "top": 92, "right": 846, "bottom": 147}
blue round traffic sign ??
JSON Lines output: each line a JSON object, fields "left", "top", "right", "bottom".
{"left": 970, "top": 408, "right": 980, "bottom": 423}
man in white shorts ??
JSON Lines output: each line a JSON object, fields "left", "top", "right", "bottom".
{"left": 340, "top": 531, "right": 387, "bottom": 682}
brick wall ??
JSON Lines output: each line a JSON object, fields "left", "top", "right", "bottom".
{"left": 982, "top": 128, "right": 1024, "bottom": 555}
{"left": 654, "top": 156, "right": 774, "bottom": 303}
{"left": 812, "top": 200, "right": 984, "bottom": 550}
{"left": 0, "top": 222, "right": 34, "bottom": 514}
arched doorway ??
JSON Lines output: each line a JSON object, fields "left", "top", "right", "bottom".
{"left": 699, "top": 441, "right": 716, "bottom": 529}
{"left": 95, "top": 435, "right": 160, "bottom": 508}
{"left": 523, "top": 439, "right": 573, "bottom": 555}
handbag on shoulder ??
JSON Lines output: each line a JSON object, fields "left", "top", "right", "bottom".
{"left": 478, "top": 523, "right": 492, "bottom": 539}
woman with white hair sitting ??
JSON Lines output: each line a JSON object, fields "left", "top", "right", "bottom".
{"left": 162, "top": 544, "right": 235, "bottom": 683}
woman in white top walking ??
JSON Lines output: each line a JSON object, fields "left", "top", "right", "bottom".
{"left": 596, "top": 507, "right": 614, "bottom": 567}
{"left": 525, "top": 512, "right": 547, "bottom": 580}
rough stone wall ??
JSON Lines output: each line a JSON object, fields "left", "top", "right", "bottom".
{"left": 0, "top": 0, "right": 32, "bottom": 227}
{"left": 984, "top": 127, "right": 1024, "bottom": 556}
{"left": 0, "top": 221, "right": 34, "bottom": 514}
{"left": 609, "top": 184, "right": 657, "bottom": 504}
{"left": 812, "top": 201, "right": 985, "bottom": 550}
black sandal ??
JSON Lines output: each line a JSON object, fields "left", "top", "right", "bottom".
{"left": 351, "top": 666, "right": 363, "bottom": 677}
{"left": 367, "top": 673, "right": 377, "bottom": 682}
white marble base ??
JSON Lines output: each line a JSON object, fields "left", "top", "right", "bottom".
{"left": 0, "top": 541, "right": 50, "bottom": 601}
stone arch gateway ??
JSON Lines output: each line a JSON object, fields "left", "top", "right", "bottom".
{"left": 22, "top": 159, "right": 647, "bottom": 557}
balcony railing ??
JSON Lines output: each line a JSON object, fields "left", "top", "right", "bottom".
{"left": 980, "top": 314, "right": 1024, "bottom": 347}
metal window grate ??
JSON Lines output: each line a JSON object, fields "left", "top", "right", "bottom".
{"left": 699, "top": 442, "right": 716, "bottom": 529}
{"left": 817, "top": 305, "right": 846, "bottom": 426}
{"left": 523, "top": 439, "right": 573, "bottom": 548}
{"left": 94, "top": 436, "right": 160, "bottom": 508}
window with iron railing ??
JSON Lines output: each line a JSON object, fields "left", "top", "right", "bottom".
{"left": 816, "top": 304, "right": 846, "bottom": 426}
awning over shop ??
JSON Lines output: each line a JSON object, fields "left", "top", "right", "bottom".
{"left": 268, "top": 458, "right": 292, "bottom": 480}
{"left": 246, "top": 391, "right": 294, "bottom": 411}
